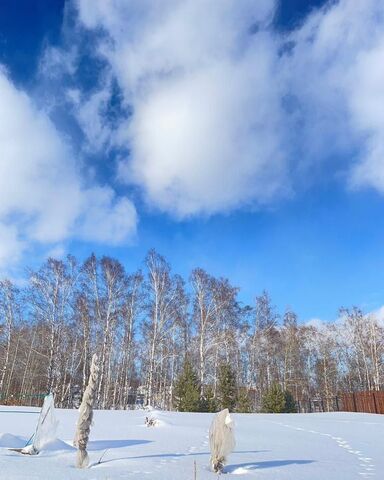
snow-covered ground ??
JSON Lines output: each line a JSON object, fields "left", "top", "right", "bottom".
{"left": 0, "top": 406, "right": 382, "bottom": 479}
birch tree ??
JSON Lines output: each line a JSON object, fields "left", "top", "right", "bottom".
{"left": 29, "top": 256, "right": 78, "bottom": 394}
{"left": 0, "top": 280, "right": 19, "bottom": 396}
{"left": 143, "top": 250, "right": 183, "bottom": 407}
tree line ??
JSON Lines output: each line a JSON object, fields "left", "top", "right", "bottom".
{"left": 0, "top": 249, "right": 383, "bottom": 411}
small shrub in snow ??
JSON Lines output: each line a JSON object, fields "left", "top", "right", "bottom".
{"left": 145, "top": 416, "right": 157, "bottom": 427}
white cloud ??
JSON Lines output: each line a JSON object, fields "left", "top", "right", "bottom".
{"left": 39, "top": 45, "right": 77, "bottom": 79}
{"left": 75, "top": 81, "right": 114, "bottom": 152}
{"left": 285, "top": 0, "right": 384, "bottom": 187}
{"left": 118, "top": 48, "right": 289, "bottom": 216}
{"left": 76, "top": 0, "right": 288, "bottom": 216}
{"left": 347, "top": 38, "right": 384, "bottom": 191}
{"left": 0, "top": 224, "right": 25, "bottom": 268}
{"left": 0, "top": 67, "right": 137, "bottom": 270}
{"left": 45, "top": 244, "right": 66, "bottom": 260}
{"left": 305, "top": 318, "right": 326, "bottom": 329}
{"left": 72, "top": 0, "right": 384, "bottom": 216}
{"left": 76, "top": 187, "right": 137, "bottom": 244}
{"left": 3, "top": 0, "right": 383, "bottom": 270}
{"left": 369, "top": 305, "right": 384, "bottom": 327}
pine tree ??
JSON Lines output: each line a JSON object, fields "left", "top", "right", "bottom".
{"left": 261, "top": 384, "right": 297, "bottom": 413}
{"left": 284, "top": 390, "right": 297, "bottom": 413}
{"left": 236, "top": 389, "right": 253, "bottom": 413}
{"left": 200, "top": 385, "right": 219, "bottom": 413}
{"left": 174, "top": 360, "right": 201, "bottom": 412}
{"left": 261, "top": 384, "right": 285, "bottom": 413}
{"left": 217, "top": 363, "right": 237, "bottom": 411}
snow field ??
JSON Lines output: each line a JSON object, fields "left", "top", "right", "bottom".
{"left": 0, "top": 407, "right": 383, "bottom": 479}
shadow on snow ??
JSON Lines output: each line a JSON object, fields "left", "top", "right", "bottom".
{"left": 0, "top": 410, "right": 39, "bottom": 415}
{"left": 96, "top": 450, "right": 269, "bottom": 465}
{"left": 88, "top": 439, "right": 152, "bottom": 450}
{"left": 225, "top": 459, "right": 315, "bottom": 473}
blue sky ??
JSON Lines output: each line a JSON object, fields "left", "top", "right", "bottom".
{"left": 0, "top": 0, "right": 384, "bottom": 321}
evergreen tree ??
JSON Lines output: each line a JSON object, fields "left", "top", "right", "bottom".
{"left": 284, "top": 390, "right": 297, "bottom": 413}
{"left": 200, "top": 385, "right": 219, "bottom": 412}
{"left": 217, "top": 363, "right": 237, "bottom": 411}
{"left": 236, "top": 389, "right": 253, "bottom": 413}
{"left": 261, "top": 384, "right": 285, "bottom": 413}
{"left": 262, "top": 384, "right": 297, "bottom": 413}
{"left": 174, "top": 360, "right": 201, "bottom": 412}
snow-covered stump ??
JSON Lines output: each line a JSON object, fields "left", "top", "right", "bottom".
{"left": 209, "top": 408, "right": 235, "bottom": 473}
{"left": 20, "top": 393, "right": 58, "bottom": 455}
{"left": 75, "top": 353, "right": 99, "bottom": 468}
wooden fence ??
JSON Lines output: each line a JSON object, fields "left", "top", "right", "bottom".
{"left": 340, "top": 391, "right": 384, "bottom": 414}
